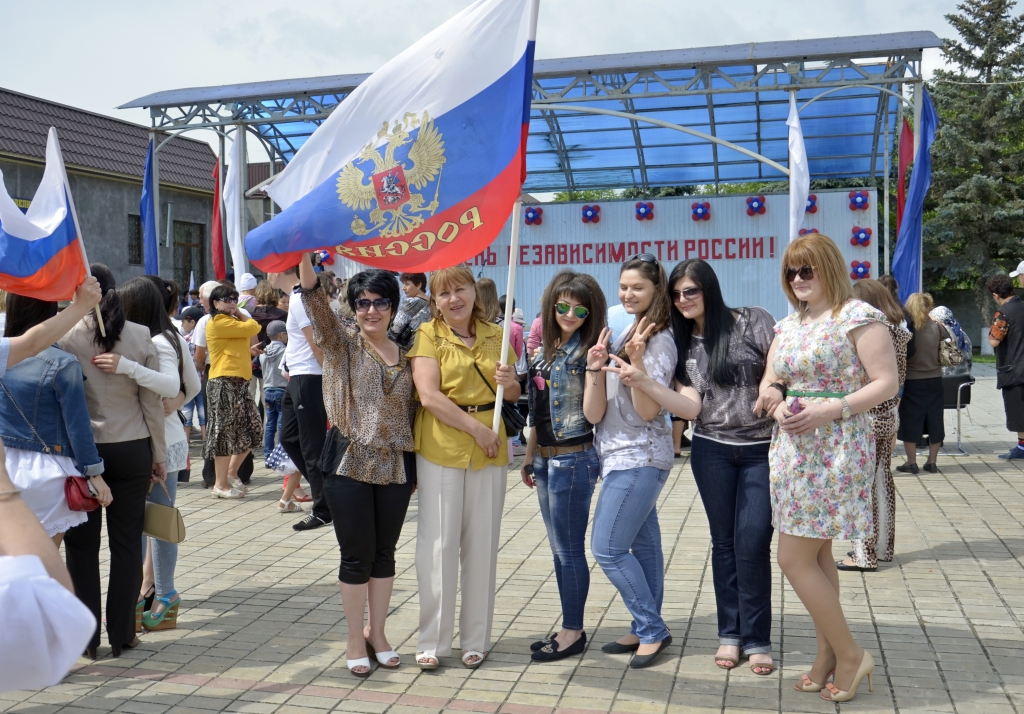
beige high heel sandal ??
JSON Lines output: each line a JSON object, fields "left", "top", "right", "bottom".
{"left": 794, "top": 669, "right": 834, "bottom": 692}
{"left": 821, "top": 651, "right": 874, "bottom": 702}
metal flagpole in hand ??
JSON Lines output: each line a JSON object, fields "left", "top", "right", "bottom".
{"left": 492, "top": 198, "right": 523, "bottom": 433}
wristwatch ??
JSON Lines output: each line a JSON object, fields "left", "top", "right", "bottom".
{"left": 768, "top": 382, "right": 786, "bottom": 396}
{"left": 839, "top": 396, "right": 852, "bottom": 420}
{"left": 523, "top": 464, "right": 534, "bottom": 476}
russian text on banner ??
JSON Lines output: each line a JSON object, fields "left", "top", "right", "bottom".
{"left": 244, "top": 0, "right": 539, "bottom": 273}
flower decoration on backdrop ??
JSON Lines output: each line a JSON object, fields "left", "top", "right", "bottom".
{"left": 850, "top": 260, "right": 871, "bottom": 280}
{"left": 691, "top": 201, "right": 711, "bottom": 221}
{"left": 746, "top": 195, "right": 767, "bottom": 216}
{"left": 798, "top": 228, "right": 819, "bottom": 236}
{"left": 581, "top": 204, "right": 600, "bottom": 223}
{"left": 635, "top": 202, "right": 654, "bottom": 221}
{"left": 318, "top": 249, "right": 335, "bottom": 266}
{"left": 851, "top": 226, "right": 872, "bottom": 246}
{"left": 849, "top": 190, "right": 870, "bottom": 210}
{"left": 805, "top": 194, "right": 818, "bottom": 213}
{"left": 524, "top": 206, "right": 543, "bottom": 225}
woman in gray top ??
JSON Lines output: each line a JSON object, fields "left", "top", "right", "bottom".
{"left": 897, "top": 293, "right": 946, "bottom": 474}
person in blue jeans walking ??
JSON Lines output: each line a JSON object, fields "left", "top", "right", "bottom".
{"left": 520, "top": 270, "right": 607, "bottom": 662}
{"left": 587, "top": 254, "right": 695, "bottom": 669}
{"left": 260, "top": 321, "right": 289, "bottom": 460}
{"left": 667, "top": 259, "right": 779, "bottom": 675}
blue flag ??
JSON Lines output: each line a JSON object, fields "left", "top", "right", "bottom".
{"left": 140, "top": 139, "right": 159, "bottom": 275}
{"left": 892, "top": 88, "right": 937, "bottom": 303}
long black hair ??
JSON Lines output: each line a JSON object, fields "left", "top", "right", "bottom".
{"left": 4, "top": 294, "right": 58, "bottom": 338}
{"left": 669, "top": 259, "right": 737, "bottom": 387}
{"left": 118, "top": 277, "right": 184, "bottom": 369}
{"left": 90, "top": 263, "right": 125, "bottom": 352}
{"left": 144, "top": 275, "right": 178, "bottom": 317}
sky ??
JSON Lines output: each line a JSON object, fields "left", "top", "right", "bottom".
{"left": 0, "top": 0, "right": 961, "bottom": 161}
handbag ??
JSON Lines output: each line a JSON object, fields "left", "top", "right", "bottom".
{"left": 143, "top": 480, "right": 186, "bottom": 543}
{"left": 936, "top": 323, "right": 963, "bottom": 368}
{"left": 473, "top": 363, "right": 527, "bottom": 435}
{"left": 0, "top": 381, "right": 99, "bottom": 512}
{"left": 319, "top": 425, "right": 351, "bottom": 476}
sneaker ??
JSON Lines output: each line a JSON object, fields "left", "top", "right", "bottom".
{"left": 998, "top": 447, "right": 1024, "bottom": 460}
{"left": 293, "top": 513, "right": 329, "bottom": 531}
{"left": 278, "top": 499, "right": 303, "bottom": 513}
{"left": 212, "top": 487, "right": 245, "bottom": 499}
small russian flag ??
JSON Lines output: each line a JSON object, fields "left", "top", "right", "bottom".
{"left": 0, "top": 128, "right": 87, "bottom": 301}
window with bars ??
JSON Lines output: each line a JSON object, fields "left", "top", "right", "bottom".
{"left": 127, "top": 215, "right": 143, "bottom": 265}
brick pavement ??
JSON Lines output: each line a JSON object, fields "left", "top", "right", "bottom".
{"left": 4, "top": 365, "right": 1024, "bottom": 714}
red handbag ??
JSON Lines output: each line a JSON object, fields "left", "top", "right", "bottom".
{"left": 1, "top": 380, "right": 99, "bottom": 512}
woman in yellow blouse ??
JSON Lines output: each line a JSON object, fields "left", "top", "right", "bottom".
{"left": 408, "top": 266, "right": 520, "bottom": 670}
{"left": 204, "top": 285, "right": 263, "bottom": 499}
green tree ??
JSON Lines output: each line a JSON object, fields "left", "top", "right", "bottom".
{"left": 551, "top": 188, "right": 620, "bottom": 202}
{"left": 923, "top": 0, "right": 1024, "bottom": 296}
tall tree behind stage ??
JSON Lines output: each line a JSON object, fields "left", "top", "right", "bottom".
{"left": 924, "top": 0, "right": 1024, "bottom": 301}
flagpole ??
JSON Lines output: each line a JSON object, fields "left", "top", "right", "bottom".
{"left": 492, "top": 198, "right": 523, "bottom": 434}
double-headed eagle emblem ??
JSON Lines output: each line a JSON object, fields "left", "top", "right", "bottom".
{"left": 336, "top": 111, "right": 446, "bottom": 238}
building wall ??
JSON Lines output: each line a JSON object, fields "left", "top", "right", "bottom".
{"left": 1, "top": 157, "right": 214, "bottom": 290}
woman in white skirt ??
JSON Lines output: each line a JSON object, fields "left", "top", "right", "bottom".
{"left": 0, "top": 294, "right": 112, "bottom": 543}
{"left": 93, "top": 277, "right": 201, "bottom": 630}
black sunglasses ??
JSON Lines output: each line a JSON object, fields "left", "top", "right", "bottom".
{"left": 354, "top": 297, "right": 393, "bottom": 313}
{"left": 671, "top": 287, "right": 703, "bottom": 303}
{"left": 628, "top": 253, "right": 658, "bottom": 264}
{"left": 786, "top": 265, "right": 816, "bottom": 283}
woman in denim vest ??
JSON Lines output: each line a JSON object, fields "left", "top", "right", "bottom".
{"left": 521, "top": 270, "right": 607, "bottom": 662}
{"left": 0, "top": 295, "right": 112, "bottom": 544}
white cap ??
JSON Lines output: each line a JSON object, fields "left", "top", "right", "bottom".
{"left": 1010, "top": 260, "right": 1024, "bottom": 278}
{"left": 238, "top": 272, "right": 258, "bottom": 290}
{"left": 512, "top": 307, "right": 526, "bottom": 325}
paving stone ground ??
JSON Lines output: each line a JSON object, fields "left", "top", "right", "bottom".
{"left": 5, "top": 365, "right": 1024, "bottom": 714}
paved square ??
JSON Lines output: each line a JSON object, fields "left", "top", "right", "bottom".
{"left": 5, "top": 366, "right": 1024, "bottom": 714}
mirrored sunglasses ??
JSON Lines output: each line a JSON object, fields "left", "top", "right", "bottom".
{"left": 555, "top": 301, "right": 589, "bottom": 319}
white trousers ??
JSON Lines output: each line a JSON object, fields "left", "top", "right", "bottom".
{"left": 415, "top": 455, "right": 506, "bottom": 657}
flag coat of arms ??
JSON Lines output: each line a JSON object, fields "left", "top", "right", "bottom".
{"left": 245, "top": 0, "right": 539, "bottom": 273}
{"left": 0, "top": 128, "right": 87, "bottom": 301}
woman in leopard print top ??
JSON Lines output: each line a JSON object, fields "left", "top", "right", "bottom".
{"left": 297, "top": 253, "right": 415, "bottom": 678}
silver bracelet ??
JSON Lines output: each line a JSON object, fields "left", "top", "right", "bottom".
{"left": 0, "top": 488, "right": 22, "bottom": 500}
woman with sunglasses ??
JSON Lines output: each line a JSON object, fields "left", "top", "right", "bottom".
{"left": 204, "top": 285, "right": 263, "bottom": 499}
{"left": 754, "top": 233, "right": 898, "bottom": 702}
{"left": 296, "top": 254, "right": 416, "bottom": 678}
{"left": 585, "top": 253, "right": 680, "bottom": 669}
{"left": 660, "top": 259, "right": 780, "bottom": 675}
{"left": 520, "top": 270, "right": 607, "bottom": 662}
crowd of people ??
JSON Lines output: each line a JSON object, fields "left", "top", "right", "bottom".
{"left": 5, "top": 230, "right": 1024, "bottom": 702}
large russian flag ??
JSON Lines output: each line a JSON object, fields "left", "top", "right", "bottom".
{"left": 245, "top": 0, "right": 539, "bottom": 273}
{"left": 0, "top": 128, "right": 87, "bottom": 301}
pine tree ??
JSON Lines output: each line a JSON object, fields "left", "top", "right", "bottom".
{"left": 924, "top": 0, "right": 1024, "bottom": 296}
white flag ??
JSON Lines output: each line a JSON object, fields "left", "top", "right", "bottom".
{"left": 222, "top": 135, "right": 247, "bottom": 280}
{"left": 787, "top": 92, "right": 809, "bottom": 244}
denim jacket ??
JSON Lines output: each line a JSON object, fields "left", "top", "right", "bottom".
{"left": 527, "top": 331, "right": 591, "bottom": 441}
{"left": 0, "top": 346, "right": 104, "bottom": 475}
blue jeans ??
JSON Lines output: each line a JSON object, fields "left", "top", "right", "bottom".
{"left": 533, "top": 447, "right": 600, "bottom": 631}
{"left": 591, "top": 466, "right": 670, "bottom": 644}
{"left": 690, "top": 436, "right": 773, "bottom": 655}
{"left": 141, "top": 475, "right": 177, "bottom": 598}
{"left": 263, "top": 387, "right": 285, "bottom": 458}
{"left": 182, "top": 390, "right": 205, "bottom": 427}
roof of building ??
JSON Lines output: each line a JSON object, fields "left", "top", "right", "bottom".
{"left": 0, "top": 87, "right": 216, "bottom": 191}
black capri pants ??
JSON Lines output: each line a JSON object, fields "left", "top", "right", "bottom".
{"left": 324, "top": 452, "right": 415, "bottom": 585}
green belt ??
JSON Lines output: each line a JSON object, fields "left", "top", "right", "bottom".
{"left": 787, "top": 389, "right": 848, "bottom": 399}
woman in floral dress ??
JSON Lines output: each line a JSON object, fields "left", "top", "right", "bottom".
{"left": 754, "top": 234, "right": 898, "bottom": 703}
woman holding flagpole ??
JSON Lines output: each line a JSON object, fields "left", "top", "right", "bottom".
{"left": 408, "top": 267, "right": 519, "bottom": 670}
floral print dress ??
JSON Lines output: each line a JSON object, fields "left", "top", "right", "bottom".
{"left": 769, "top": 300, "right": 884, "bottom": 540}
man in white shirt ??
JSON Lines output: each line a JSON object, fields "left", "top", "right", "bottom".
{"left": 271, "top": 265, "right": 331, "bottom": 531}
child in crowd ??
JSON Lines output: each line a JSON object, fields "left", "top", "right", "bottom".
{"left": 180, "top": 307, "right": 207, "bottom": 442}
{"left": 259, "top": 321, "right": 288, "bottom": 459}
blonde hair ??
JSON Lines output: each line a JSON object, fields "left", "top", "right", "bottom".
{"left": 780, "top": 233, "right": 853, "bottom": 316}
{"left": 475, "top": 277, "right": 500, "bottom": 322}
{"left": 428, "top": 266, "right": 487, "bottom": 327}
{"left": 905, "top": 292, "right": 935, "bottom": 330}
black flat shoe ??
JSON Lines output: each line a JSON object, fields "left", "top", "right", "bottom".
{"left": 630, "top": 636, "right": 672, "bottom": 669}
{"left": 923, "top": 462, "right": 938, "bottom": 473}
{"left": 530, "top": 633, "right": 558, "bottom": 652}
{"left": 602, "top": 639, "right": 641, "bottom": 654}
{"left": 836, "top": 560, "right": 876, "bottom": 572}
{"left": 895, "top": 463, "right": 919, "bottom": 474}
{"left": 531, "top": 632, "right": 586, "bottom": 662}
{"left": 83, "top": 647, "right": 97, "bottom": 661}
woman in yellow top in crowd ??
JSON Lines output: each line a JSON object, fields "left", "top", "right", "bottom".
{"left": 407, "top": 266, "right": 520, "bottom": 671}
{"left": 204, "top": 285, "right": 263, "bottom": 499}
